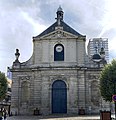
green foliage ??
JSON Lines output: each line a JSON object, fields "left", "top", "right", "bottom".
{"left": 100, "top": 59, "right": 116, "bottom": 102}
{"left": 0, "top": 71, "right": 7, "bottom": 101}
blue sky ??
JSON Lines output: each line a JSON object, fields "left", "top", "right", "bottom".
{"left": 0, "top": 0, "right": 116, "bottom": 74}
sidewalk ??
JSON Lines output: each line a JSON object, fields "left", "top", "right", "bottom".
{"left": 7, "top": 115, "right": 100, "bottom": 120}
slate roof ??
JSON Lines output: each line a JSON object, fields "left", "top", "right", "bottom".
{"left": 34, "top": 20, "right": 84, "bottom": 38}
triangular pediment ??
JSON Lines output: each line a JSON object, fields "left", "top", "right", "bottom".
{"left": 39, "top": 28, "right": 80, "bottom": 39}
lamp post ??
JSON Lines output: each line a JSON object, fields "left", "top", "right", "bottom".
{"left": 112, "top": 95, "right": 116, "bottom": 119}
{"left": 111, "top": 68, "right": 116, "bottom": 120}
{"left": 114, "top": 82, "right": 116, "bottom": 120}
{"left": 114, "top": 99, "right": 116, "bottom": 120}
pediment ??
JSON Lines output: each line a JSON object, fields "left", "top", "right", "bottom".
{"left": 39, "top": 29, "right": 79, "bottom": 39}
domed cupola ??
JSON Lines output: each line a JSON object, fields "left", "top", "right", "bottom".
{"left": 92, "top": 46, "right": 101, "bottom": 62}
{"left": 56, "top": 6, "right": 64, "bottom": 21}
{"left": 92, "top": 54, "right": 101, "bottom": 62}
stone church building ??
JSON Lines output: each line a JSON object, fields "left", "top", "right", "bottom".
{"left": 10, "top": 7, "right": 110, "bottom": 115}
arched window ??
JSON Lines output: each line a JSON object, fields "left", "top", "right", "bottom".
{"left": 54, "top": 44, "right": 64, "bottom": 61}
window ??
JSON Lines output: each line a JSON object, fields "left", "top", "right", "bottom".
{"left": 54, "top": 44, "right": 64, "bottom": 61}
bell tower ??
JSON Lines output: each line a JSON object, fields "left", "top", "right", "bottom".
{"left": 56, "top": 6, "right": 64, "bottom": 26}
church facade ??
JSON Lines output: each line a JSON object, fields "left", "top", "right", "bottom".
{"left": 10, "top": 7, "right": 110, "bottom": 115}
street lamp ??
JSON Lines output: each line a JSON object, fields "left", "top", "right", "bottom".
{"left": 110, "top": 67, "right": 116, "bottom": 120}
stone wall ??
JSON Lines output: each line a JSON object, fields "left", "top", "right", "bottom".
{"left": 11, "top": 67, "right": 109, "bottom": 115}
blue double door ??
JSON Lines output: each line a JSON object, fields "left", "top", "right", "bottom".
{"left": 52, "top": 80, "right": 67, "bottom": 113}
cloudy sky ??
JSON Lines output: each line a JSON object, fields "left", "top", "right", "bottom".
{"left": 0, "top": 0, "right": 116, "bottom": 74}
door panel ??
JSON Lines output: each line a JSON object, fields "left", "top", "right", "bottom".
{"left": 52, "top": 80, "right": 67, "bottom": 113}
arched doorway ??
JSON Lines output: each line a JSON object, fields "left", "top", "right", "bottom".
{"left": 52, "top": 80, "right": 67, "bottom": 113}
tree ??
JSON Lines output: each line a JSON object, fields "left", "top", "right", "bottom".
{"left": 100, "top": 59, "right": 116, "bottom": 102}
{"left": 100, "top": 59, "right": 116, "bottom": 118}
{"left": 0, "top": 71, "right": 7, "bottom": 101}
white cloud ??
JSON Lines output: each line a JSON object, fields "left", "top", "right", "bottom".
{"left": 0, "top": 0, "right": 46, "bottom": 73}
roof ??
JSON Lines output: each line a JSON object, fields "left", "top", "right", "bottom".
{"left": 34, "top": 20, "right": 84, "bottom": 38}
{"left": 57, "top": 6, "right": 63, "bottom": 12}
